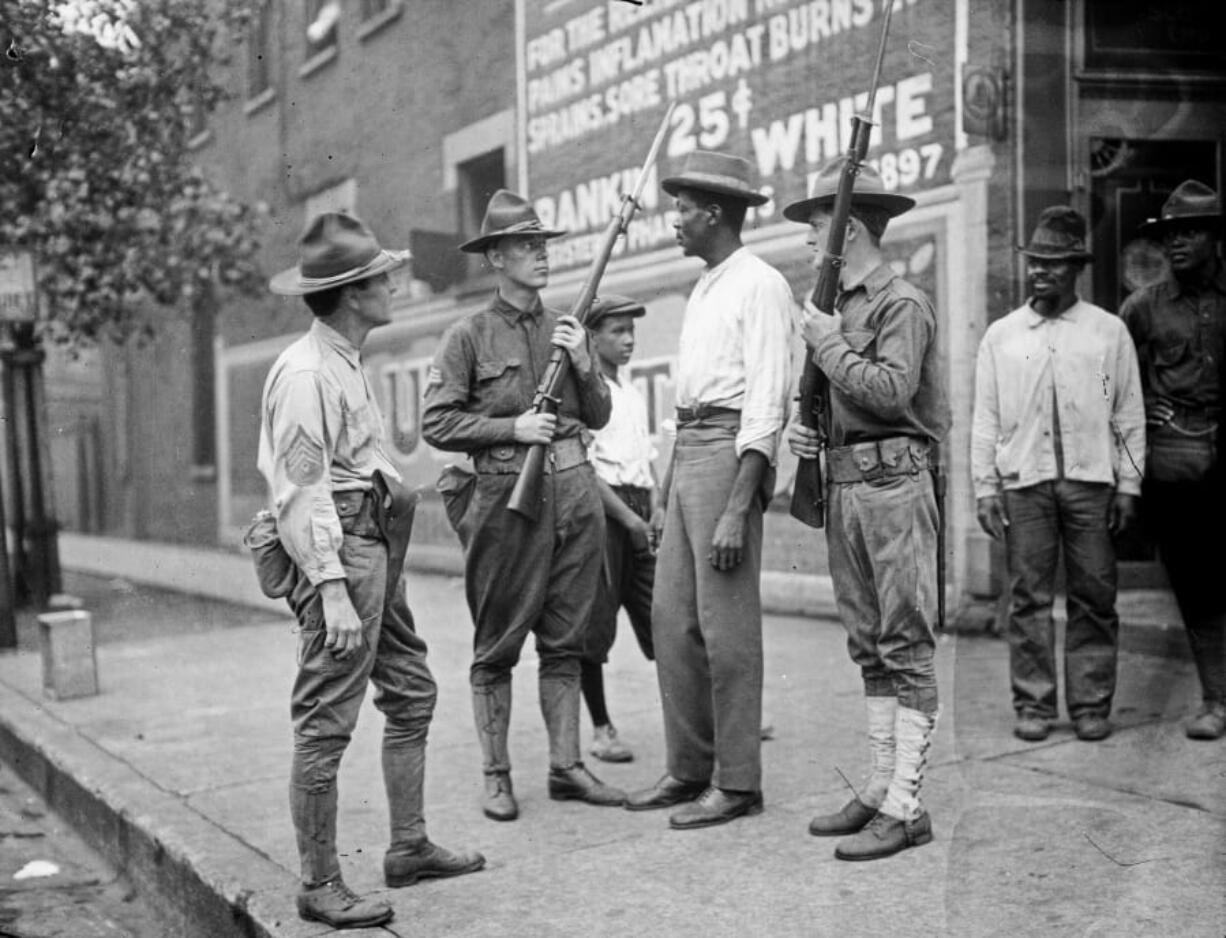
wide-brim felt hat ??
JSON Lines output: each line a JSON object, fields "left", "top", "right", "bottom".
{"left": 459, "top": 189, "right": 567, "bottom": 254}
{"left": 270, "top": 212, "right": 410, "bottom": 296}
{"left": 661, "top": 150, "right": 768, "bottom": 207}
{"left": 586, "top": 293, "right": 646, "bottom": 328}
{"left": 1138, "top": 179, "right": 1223, "bottom": 236}
{"left": 781, "top": 155, "right": 915, "bottom": 223}
{"left": 1017, "top": 205, "right": 1093, "bottom": 261}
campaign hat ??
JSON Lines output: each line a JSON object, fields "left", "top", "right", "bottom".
{"left": 586, "top": 293, "right": 646, "bottom": 328}
{"left": 270, "top": 212, "right": 410, "bottom": 296}
{"left": 1017, "top": 205, "right": 1093, "bottom": 261}
{"left": 661, "top": 150, "right": 769, "bottom": 206}
{"left": 459, "top": 189, "right": 567, "bottom": 254}
{"left": 1138, "top": 179, "right": 1222, "bottom": 237}
{"left": 781, "top": 155, "right": 915, "bottom": 223}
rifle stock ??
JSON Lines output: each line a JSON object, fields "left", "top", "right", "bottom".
{"left": 788, "top": 0, "right": 895, "bottom": 529}
{"left": 507, "top": 103, "right": 676, "bottom": 521}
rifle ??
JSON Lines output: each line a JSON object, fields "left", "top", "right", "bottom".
{"left": 507, "top": 102, "right": 677, "bottom": 521}
{"left": 789, "top": 0, "right": 896, "bottom": 528}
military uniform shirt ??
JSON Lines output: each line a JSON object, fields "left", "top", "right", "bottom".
{"left": 257, "top": 318, "right": 400, "bottom": 586}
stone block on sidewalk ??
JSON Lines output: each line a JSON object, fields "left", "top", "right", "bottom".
{"left": 37, "top": 610, "right": 99, "bottom": 700}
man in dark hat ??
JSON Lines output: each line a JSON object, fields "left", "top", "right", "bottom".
{"left": 422, "top": 190, "right": 625, "bottom": 822}
{"left": 259, "top": 212, "right": 483, "bottom": 930}
{"left": 580, "top": 294, "right": 662, "bottom": 764}
{"left": 626, "top": 151, "right": 797, "bottom": 829}
{"left": 972, "top": 205, "right": 1145, "bottom": 748}
{"left": 784, "top": 157, "right": 949, "bottom": 861}
{"left": 1121, "top": 179, "right": 1226, "bottom": 740}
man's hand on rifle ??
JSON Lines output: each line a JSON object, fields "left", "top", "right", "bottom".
{"left": 787, "top": 421, "right": 822, "bottom": 459}
{"left": 514, "top": 409, "right": 557, "bottom": 444}
{"left": 975, "top": 494, "right": 1009, "bottom": 541}
{"left": 552, "top": 315, "right": 592, "bottom": 373}
{"left": 800, "top": 298, "right": 842, "bottom": 347}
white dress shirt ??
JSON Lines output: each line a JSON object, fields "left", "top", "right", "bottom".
{"left": 971, "top": 299, "right": 1146, "bottom": 499}
{"left": 590, "top": 369, "right": 656, "bottom": 488}
{"left": 675, "top": 247, "right": 798, "bottom": 460}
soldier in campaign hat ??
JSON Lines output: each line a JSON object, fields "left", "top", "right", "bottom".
{"left": 626, "top": 151, "right": 797, "bottom": 830}
{"left": 972, "top": 206, "right": 1145, "bottom": 751}
{"left": 259, "top": 213, "right": 483, "bottom": 930}
{"left": 784, "top": 155, "right": 950, "bottom": 861}
{"left": 1122, "top": 179, "right": 1226, "bottom": 740}
{"left": 423, "top": 190, "right": 626, "bottom": 821}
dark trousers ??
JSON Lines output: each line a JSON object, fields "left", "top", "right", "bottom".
{"left": 583, "top": 485, "right": 656, "bottom": 664}
{"left": 1003, "top": 481, "right": 1119, "bottom": 720}
{"left": 1144, "top": 476, "right": 1226, "bottom": 705}
{"left": 464, "top": 464, "right": 605, "bottom": 687}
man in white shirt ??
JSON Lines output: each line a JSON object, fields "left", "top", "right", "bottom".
{"left": 971, "top": 206, "right": 1145, "bottom": 744}
{"left": 626, "top": 151, "right": 796, "bottom": 829}
{"left": 581, "top": 294, "right": 662, "bottom": 764}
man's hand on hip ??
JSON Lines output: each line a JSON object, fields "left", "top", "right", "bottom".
{"left": 319, "top": 579, "right": 364, "bottom": 660}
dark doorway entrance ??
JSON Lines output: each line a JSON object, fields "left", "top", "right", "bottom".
{"left": 1087, "top": 137, "right": 1219, "bottom": 586}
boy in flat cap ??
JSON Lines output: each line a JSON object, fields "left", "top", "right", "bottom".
{"left": 973, "top": 205, "right": 1144, "bottom": 746}
{"left": 627, "top": 151, "right": 796, "bottom": 829}
{"left": 422, "top": 190, "right": 626, "bottom": 822}
{"left": 259, "top": 213, "right": 482, "bottom": 930}
{"left": 784, "top": 157, "right": 949, "bottom": 861}
{"left": 580, "top": 294, "right": 662, "bottom": 764}
{"left": 1122, "top": 179, "right": 1226, "bottom": 740}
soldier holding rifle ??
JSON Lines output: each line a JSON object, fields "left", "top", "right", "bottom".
{"left": 626, "top": 150, "right": 797, "bottom": 829}
{"left": 422, "top": 189, "right": 625, "bottom": 821}
{"left": 784, "top": 157, "right": 949, "bottom": 861}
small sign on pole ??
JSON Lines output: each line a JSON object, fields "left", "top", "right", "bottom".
{"left": 0, "top": 252, "right": 39, "bottom": 323}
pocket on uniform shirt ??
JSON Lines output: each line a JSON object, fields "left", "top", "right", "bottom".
{"left": 476, "top": 358, "right": 523, "bottom": 396}
{"left": 1152, "top": 338, "right": 1188, "bottom": 369}
{"left": 843, "top": 329, "right": 877, "bottom": 360}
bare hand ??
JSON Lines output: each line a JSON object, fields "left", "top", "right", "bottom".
{"left": 800, "top": 299, "right": 842, "bottom": 347}
{"left": 648, "top": 506, "right": 666, "bottom": 550}
{"left": 709, "top": 509, "right": 746, "bottom": 570}
{"left": 513, "top": 409, "right": 557, "bottom": 444}
{"left": 788, "top": 422, "right": 822, "bottom": 459}
{"left": 976, "top": 495, "right": 1009, "bottom": 541}
{"left": 1146, "top": 400, "right": 1175, "bottom": 427}
{"left": 626, "top": 515, "right": 654, "bottom": 555}
{"left": 319, "top": 580, "right": 364, "bottom": 660}
{"left": 552, "top": 315, "right": 592, "bottom": 372}
{"left": 1109, "top": 493, "right": 1138, "bottom": 534}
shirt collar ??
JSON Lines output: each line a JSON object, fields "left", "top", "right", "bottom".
{"left": 1168, "top": 258, "right": 1226, "bottom": 299}
{"left": 1024, "top": 298, "right": 1083, "bottom": 328}
{"left": 491, "top": 291, "right": 543, "bottom": 322}
{"left": 839, "top": 262, "right": 894, "bottom": 301}
{"left": 310, "top": 318, "right": 361, "bottom": 367}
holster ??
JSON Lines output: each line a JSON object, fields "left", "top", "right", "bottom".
{"left": 242, "top": 510, "right": 297, "bottom": 599}
{"left": 371, "top": 469, "right": 419, "bottom": 603}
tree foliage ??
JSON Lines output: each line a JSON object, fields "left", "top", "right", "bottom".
{"left": 1, "top": 0, "right": 264, "bottom": 346}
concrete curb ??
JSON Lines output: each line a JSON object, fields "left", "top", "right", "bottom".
{"left": 0, "top": 677, "right": 301, "bottom": 938}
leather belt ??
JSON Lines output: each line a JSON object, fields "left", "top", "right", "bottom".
{"left": 472, "top": 435, "right": 589, "bottom": 475}
{"left": 826, "top": 436, "right": 932, "bottom": 484}
{"left": 675, "top": 404, "right": 740, "bottom": 428}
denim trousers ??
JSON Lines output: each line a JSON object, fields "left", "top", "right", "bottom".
{"left": 652, "top": 423, "right": 764, "bottom": 792}
{"left": 827, "top": 472, "right": 940, "bottom": 713}
{"left": 1003, "top": 480, "right": 1119, "bottom": 720}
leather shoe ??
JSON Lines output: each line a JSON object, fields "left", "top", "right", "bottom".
{"left": 297, "top": 878, "right": 393, "bottom": 929}
{"left": 483, "top": 771, "right": 518, "bottom": 822}
{"left": 625, "top": 774, "right": 708, "bottom": 812}
{"left": 1074, "top": 713, "right": 1112, "bottom": 741}
{"left": 1014, "top": 714, "right": 1052, "bottom": 742}
{"left": 590, "top": 724, "right": 634, "bottom": 763}
{"left": 669, "top": 787, "right": 763, "bottom": 830}
{"left": 834, "top": 811, "right": 933, "bottom": 861}
{"left": 808, "top": 797, "right": 877, "bottom": 837}
{"left": 1186, "top": 703, "right": 1226, "bottom": 740}
{"left": 548, "top": 762, "right": 627, "bottom": 806}
{"left": 384, "top": 841, "right": 486, "bottom": 888}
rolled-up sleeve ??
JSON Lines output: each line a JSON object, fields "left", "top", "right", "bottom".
{"left": 737, "top": 276, "right": 798, "bottom": 461}
{"left": 422, "top": 325, "right": 519, "bottom": 452}
{"left": 261, "top": 369, "right": 345, "bottom": 585}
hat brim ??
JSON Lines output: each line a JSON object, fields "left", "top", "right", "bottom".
{"left": 661, "top": 175, "right": 769, "bottom": 207}
{"left": 1015, "top": 245, "right": 1093, "bottom": 262}
{"left": 459, "top": 227, "right": 568, "bottom": 255}
{"left": 269, "top": 249, "right": 411, "bottom": 296}
{"left": 781, "top": 192, "right": 916, "bottom": 224}
{"left": 1137, "top": 212, "right": 1223, "bottom": 237}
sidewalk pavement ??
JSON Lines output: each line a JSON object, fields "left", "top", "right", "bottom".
{"left": 0, "top": 534, "right": 1221, "bottom": 937}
